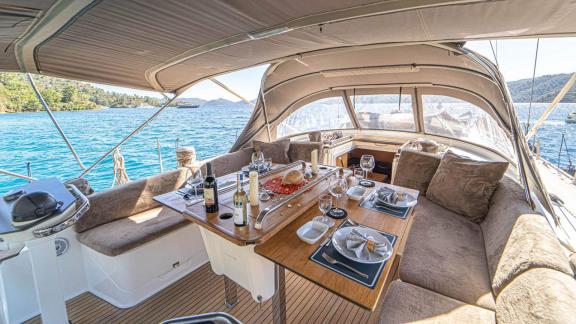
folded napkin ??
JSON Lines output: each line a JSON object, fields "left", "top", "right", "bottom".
{"left": 376, "top": 187, "right": 398, "bottom": 205}
{"left": 345, "top": 229, "right": 389, "bottom": 261}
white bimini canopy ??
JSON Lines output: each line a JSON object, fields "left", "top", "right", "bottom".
{"left": 1, "top": 0, "right": 576, "bottom": 93}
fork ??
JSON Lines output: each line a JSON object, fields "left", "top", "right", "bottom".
{"left": 322, "top": 253, "right": 369, "bottom": 279}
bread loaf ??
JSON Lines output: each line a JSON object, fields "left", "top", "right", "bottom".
{"left": 282, "top": 170, "right": 304, "bottom": 185}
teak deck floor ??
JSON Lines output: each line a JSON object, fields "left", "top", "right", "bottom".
{"left": 26, "top": 262, "right": 384, "bottom": 324}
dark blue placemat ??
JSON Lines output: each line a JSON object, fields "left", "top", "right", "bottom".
{"left": 359, "top": 193, "right": 411, "bottom": 219}
{"left": 310, "top": 220, "right": 397, "bottom": 288}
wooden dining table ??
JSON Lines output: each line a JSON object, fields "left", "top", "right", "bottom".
{"left": 154, "top": 163, "right": 418, "bottom": 323}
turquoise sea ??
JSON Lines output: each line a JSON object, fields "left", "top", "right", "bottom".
{"left": 1, "top": 103, "right": 575, "bottom": 194}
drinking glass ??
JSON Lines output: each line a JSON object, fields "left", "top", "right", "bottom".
{"left": 264, "top": 157, "right": 273, "bottom": 171}
{"left": 185, "top": 167, "right": 204, "bottom": 201}
{"left": 360, "top": 155, "right": 375, "bottom": 180}
{"left": 329, "top": 174, "right": 348, "bottom": 218}
{"left": 314, "top": 194, "right": 334, "bottom": 227}
{"left": 252, "top": 151, "right": 265, "bottom": 171}
{"left": 353, "top": 167, "right": 364, "bottom": 185}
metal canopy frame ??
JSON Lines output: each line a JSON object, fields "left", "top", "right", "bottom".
{"left": 79, "top": 94, "right": 179, "bottom": 178}
{"left": 27, "top": 73, "right": 87, "bottom": 170}
{"left": 5, "top": 69, "right": 252, "bottom": 183}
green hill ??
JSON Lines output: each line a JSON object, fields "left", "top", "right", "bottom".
{"left": 0, "top": 73, "right": 161, "bottom": 113}
{"left": 1, "top": 71, "right": 574, "bottom": 113}
{"left": 507, "top": 73, "right": 576, "bottom": 103}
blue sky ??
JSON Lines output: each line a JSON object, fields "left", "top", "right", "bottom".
{"left": 97, "top": 37, "right": 576, "bottom": 101}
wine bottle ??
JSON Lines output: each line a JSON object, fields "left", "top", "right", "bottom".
{"left": 203, "top": 162, "right": 219, "bottom": 213}
{"left": 233, "top": 172, "right": 247, "bottom": 226}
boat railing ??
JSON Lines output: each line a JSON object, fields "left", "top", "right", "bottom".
{"left": 0, "top": 168, "right": 36, "bottom": 182}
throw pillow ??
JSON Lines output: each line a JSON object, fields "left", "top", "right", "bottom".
{"left": 426, "top": 151, "right": 508, "bottom": 222}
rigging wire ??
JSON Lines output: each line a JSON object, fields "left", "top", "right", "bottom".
{"left": 398, "top": 87, "right": 403, "bottom": 112}
{"left": 557, "top": 126, "right": 574, "bottom": 174}
{"left": 525, "top": 38, "right": 540, "bottom": 135}
{"left": 489, "top": 40, "right": 499, "bottom": 68}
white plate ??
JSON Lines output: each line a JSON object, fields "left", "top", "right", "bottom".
{"left": 375, "top": 190, "right": 417, "bottom": 208}
{"left": 297, "top": 220, "right": 329, "bottom": 244}
{"left": 332, "top": 226, "right": 393, "bottom": 264}
{"left": 346, "top": 185, "right": 366, "bottom": 201}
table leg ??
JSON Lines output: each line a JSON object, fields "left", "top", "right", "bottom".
{"left": 272, "top": 264, "right": 286, "bottom": 324}
{"left": 224, "top": 276, "right": 238, "bottom": 308}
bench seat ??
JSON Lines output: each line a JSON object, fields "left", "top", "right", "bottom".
{"left": 380, "top": 281, "right": 495, "bottom": 324}
{"left": 400, "top": 197, "right": 495, "bottom": 310}
{"left": 388, "top": 149, "right": 576, "bottom": 323}
{"left": 77, "top": 207, "right": 189, "bottom": 256}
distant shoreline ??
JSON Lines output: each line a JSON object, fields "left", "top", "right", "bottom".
{"left": 1, "top": 102, "right": 574, "bottom": 114}
{"left": 0, "top": 106, "right": 162, "bottom": 114}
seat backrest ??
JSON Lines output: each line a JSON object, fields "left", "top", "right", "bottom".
{"left": 392, "top": 149, "right": 441, "bottom": 193}
{"left": 288, "top": 142, "right": 324, "bottom": 163}
{"left": 481, "top": 176, "right": 573, "bottom": 295}
{"left": 75, "top": 169, "right": 187, "bottom": 233}
{"left": 496, "top": 268, "right": 576, "bottom": 323}
{"left": 207, "top": 147, "right": 253, "bottom": 177}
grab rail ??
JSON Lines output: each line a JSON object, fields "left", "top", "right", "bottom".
{"left": 254, "top": 164, "right": 340, "bottom": 230}
{"left": 33, "top": 184, "right": 90, "bottom": 237}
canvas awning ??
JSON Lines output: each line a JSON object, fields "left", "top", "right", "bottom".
{"left": 2, "top": 0, "right": 576, "bottom": 93}
{"left": 232, "top": 43, "right": 511, "bottom": 150}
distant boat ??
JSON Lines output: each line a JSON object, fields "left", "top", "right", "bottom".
{"left": 177, "top": 104, "right": 200, "bottom": 109}
{"left": 566, "top": 112, "right": 576, "bottom": 124}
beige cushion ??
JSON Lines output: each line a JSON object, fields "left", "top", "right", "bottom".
{"left": 496, "top": 268, "right": 576, "bottom": 324}
{"left": 400, "top": 197, "right": 495, "bottom": 310}
{"left": 426, "top": 151, "right": 508, "bottom": 223}
{"left": 379, "top": 281, "right": 495, "bottom": 324}
{"left": 253, "top": 139, "right": 291, "bottom": 164}
{"left": 207, "top": 147, "right": 253, "bottom": 177}
{"left": 393, "top": 149, "right": 441, "bottom": 193}
{"left": 75, "top": 169, "right": 187, "bottom": 233}
{"left": 288, "top": 142, "right": 323, "bottom": 163}
{"left": 308, "top": 131, "right": 322, "bottom": 142}
{"left": 482, "top": 177, "right": 574, "bottom": 294}
{"left": 77, "top": 207, "right": 189, "bottom": 256}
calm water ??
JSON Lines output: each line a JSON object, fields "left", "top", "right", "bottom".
{"left": 0, "top": 105, "right": 251, "bottom": 194}
{"left": 0, "top": 103, "right": 575, "bottom": 194}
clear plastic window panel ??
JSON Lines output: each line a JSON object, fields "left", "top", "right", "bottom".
{"left": 422, "top": 95, "right": 514, "bottom": 157}
{"left": 276, "top": 97, "right": 353, "bottom": 138}
{"left": 350, "top": 94, "right": 415, "bottom": 131}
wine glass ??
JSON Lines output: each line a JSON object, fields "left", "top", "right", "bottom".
{"left": 314, "top": 194, "right": 334, "bottom": 227}
{"left": 353, "top": 167, "right": 364, "bottom": 185}
{"left": 329, "top": 174, "right": 348, "bottom": 218}
{"left": 360, "top": 155, "right": 375, "bottom": 181}
{"left": 264, "top": 157, "right": 273, "bottom": 171}
{"left": 185, "top": 167, "right": 203, "bottom": 201}
{"left": 251, "top": 151, "right": 264, "bottom": 171}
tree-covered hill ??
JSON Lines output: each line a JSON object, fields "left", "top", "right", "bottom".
{"left": 507, "top": 73, "right": 576, "bottom": 103}
{"left": 0, "top": 73, "right": 161, "bottom": 113}
{"left": 1, "top": 71, "right": 575, "bottom": 113}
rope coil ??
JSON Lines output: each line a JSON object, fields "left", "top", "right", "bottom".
{"left": 112, "top": 148, "right": 129, "bottom": 187}
{"left": 176, "top": 147, "right": 197, "bottom": 169}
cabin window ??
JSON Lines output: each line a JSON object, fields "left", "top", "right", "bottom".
{"left": 422, "top": 95, "right": 514, "bottom": 157}
{"left": 276, "top": 97, "right": 353, "bottom": 138}
{"left": 350, "top": 94, "right": 415, "bottom": 131}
